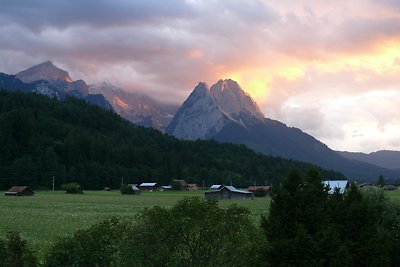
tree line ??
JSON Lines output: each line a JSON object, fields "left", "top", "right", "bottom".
{"left": 2, "top": 168, "right": 400, "bottom": 266}
{"left": 0, "top": 90, "right": 344, "bottom": 190}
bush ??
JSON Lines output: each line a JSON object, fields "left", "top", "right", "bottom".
{"left": 114, "top": 197, "right": 265, "bottom": 266}
{"left": 61, "top": 182, "right": 82, "bottom": 194}
{"left": 120, "top": 184, "right": 135, "bottom": 195}
{"left": 254, "top": 188, "right": 267, "bottom": 197}
{"left": 43, "top": 218, "right": 123, "bottom": 267}
{"left": 0, "top": 232, "right": 37, "bottom": 267}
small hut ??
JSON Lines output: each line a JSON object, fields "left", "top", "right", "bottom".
{"left": 139, "top": 182, "right": 160, "bottom": 191}
{"left": 5, "top": 186, "right": 34, "bottom": 196}
{"left": 210, "top": 184, "right": 222, "bottom": 190}
{"left": 205, "top": 186, "right": 253, "bottom": 200}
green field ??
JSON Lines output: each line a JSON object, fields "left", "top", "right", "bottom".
{"left": 3, "top": 189, "right": 400, "bottom": 260}
{"left": 0, "top": 190, "right": 270, "bottom": 259}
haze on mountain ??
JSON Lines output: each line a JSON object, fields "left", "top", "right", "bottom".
{"left": 90, "top": 82, "right": 178, "bottom": 131}
{"left": 0, "top": 61, "right": 177, "bottom": 129}
{"left": 167, "top": 79, "right": 400, "bottom": 181}
{"left": 338, "top": 150, "right": 400, "bottom": 170}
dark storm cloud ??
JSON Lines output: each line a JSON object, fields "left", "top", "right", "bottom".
{"left": 0, "top": 0, "right": 194, "bottom": 32}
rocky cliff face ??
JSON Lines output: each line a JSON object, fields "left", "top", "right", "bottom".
{"left": 16, "top": 61, "right": 73, "bottom": 83}
{"left": 166, "top": 80, "right": 264, "bottom": 139}
{"left": 89, "top": 82, "right": 178, "bottom": 131}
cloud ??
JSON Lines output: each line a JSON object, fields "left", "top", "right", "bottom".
{"left": 1, "top": 0, "right": 400, "bottom": 152}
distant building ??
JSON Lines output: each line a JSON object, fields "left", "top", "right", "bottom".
{"left": 384, "top": 184, "right": 397, "bottom": 191}
{"left": 205, "top": 186, "right": 253, "bottom": 200}
{"left": 187, "top": 184, "right": 198, "bottom": 190}
{"left": 323, "top": 180, "right": 349, "bottom": 194}
{"left": 139, "top": 182, "right": 160, "bottom": 191}
{"left": 161, "top": 185, "right": 173, "bottom": 191}
{"left": 246, "top": 186, "right": 271, "bottom": 193}
{"left": 128, "top": 184, "right": 140, "bottom": 192}
{"left": 5, "top": 186, "right": 34, "bottom": 196}
{"left": 210, "top": 184, "right": 223, "bottom": 190}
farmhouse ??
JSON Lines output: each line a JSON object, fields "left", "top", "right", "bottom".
{"left": 205, "top": 186, "right": 253, "bottom": 200}
{"left": 187, "top": 183, "right": 198, "bottom": 190}
{"left": 139, "top": 182, "right": 160, "bottom": 191}
{"left": 323, "top": 180, "right": 349, "bottom": 194}
{"left": 4, "top": 186, "right": 34, "bottom": 196}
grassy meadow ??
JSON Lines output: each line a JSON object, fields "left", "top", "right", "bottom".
{"left": 0, "top": 190, "right": 270, "bottom": 259}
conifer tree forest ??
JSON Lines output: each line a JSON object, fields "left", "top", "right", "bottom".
{"left": 0, "top": 90, "right": 343, "bottom": 190}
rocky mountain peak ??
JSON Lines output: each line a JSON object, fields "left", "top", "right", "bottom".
{"left": 16, "top": 61, "right": 73, "bottom": 83}
{"left": 166, "top": 79, "right": 265, "bottom": 140}
{"left": 210, "top": 79, "right": 264, "bottom": 120}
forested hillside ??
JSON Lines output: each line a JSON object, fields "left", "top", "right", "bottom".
{"left": 0, "top": 90, "right": 344, "bottom": 190}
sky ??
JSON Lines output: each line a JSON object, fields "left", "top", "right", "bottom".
{"left": 1, "top": 0, "right": 400, "bottom": 153}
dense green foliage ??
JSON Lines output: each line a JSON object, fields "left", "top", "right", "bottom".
{"left": 0, "top": 90, "right": 343, "bottom": 190}
{"left": 0, "top": 232, "right": 37, "bottom": 267}
{"left": 43, "top": 197, "right": 264, "bottom": 267}
{"left": 60, "top": 182, "right": 82, "bottom": 194}
{"left": 119, "top": 184, "right": 136, "bottom": 194}
{"left": 262, "top": 168, "right": 400, "bottom": 267}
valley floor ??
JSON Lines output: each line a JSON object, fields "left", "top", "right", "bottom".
{"left": 0, "top": 190, "right": 269, "bottom": 259}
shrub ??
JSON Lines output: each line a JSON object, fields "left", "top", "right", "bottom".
{"left": 120, "top": 184, "right": 135, "bottom": 195}
{"left": 61, "top": 182, "right": 82, "bottom": 194}
{"left": 0, "top": 232, "right": 37, "bottom": 267}
{"left": 43, "top": 218, "right": 123, "bottom": 267}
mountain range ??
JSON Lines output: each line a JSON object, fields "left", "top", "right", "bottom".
{"left": 1, "top": 61, "right": 399, "bottom": 182}
{"left": 167, "top": 79, "right": 400, "bottom": 181}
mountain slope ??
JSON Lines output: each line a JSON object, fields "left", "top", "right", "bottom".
{"left": 0, "top": 90, "right": 344, "bottom": 190}
{"left": 167, "top": 79, "right": 400, "bottom": 181}
{"left": 89, "top": 82, "right": 178, "bottom": 131}
{"left": 338, "top": 150, "right": 400, "bottom": 170}
{"left": 16, "top": 61, "right": 73, "bottom": 83}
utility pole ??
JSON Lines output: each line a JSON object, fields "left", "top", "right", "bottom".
{"left": 121, "top": 177, "right": 124, "bottom": 185}
{"left": 52, "top": 176, "right": 55, "bottom": 191}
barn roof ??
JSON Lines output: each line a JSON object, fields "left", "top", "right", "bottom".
{"left": 247, "top": 186, "right": 270, "bottom": 192}
{"left": 139, "top": 182, "right": 158, "bottom": 187}
{"left": 210, "top": 184, "right": 222, "bottom": 189}
{"left": 7, "top": 186, "right": 29, "bottom": 193}
{"left": 323, "top": 180, "right": 348, "bottom": 194}
{"left": 223, "top": 186, "right": 252, "bottom": 194}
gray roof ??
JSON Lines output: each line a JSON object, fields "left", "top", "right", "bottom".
{"left": 222, "top": 186, "right": 252, "bottom": 194}
{"left": 323, "top": 180, "right": 348, "bottom": 194}
{"left": 210, "top": 184, "right": 222, "bottom": 189}
{"left": 139, "top": 182, "right": 158, "bottom": 187}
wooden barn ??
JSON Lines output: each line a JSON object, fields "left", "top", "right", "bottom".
{"left": 139, "top": 182, "right": 160, "bottom": 191}
{"left": 4, "top": 186, "right": 34, "bottom": 196}
{"left": 205, "top": 186, "right": 253, "bottom": 200}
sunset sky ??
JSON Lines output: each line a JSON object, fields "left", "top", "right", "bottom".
{"left": 1, "top": 0, "right": 400, "bottom": 153}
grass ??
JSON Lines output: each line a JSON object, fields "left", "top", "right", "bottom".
{"left": 0, "top": 190, "right": 270, "bottom": 259}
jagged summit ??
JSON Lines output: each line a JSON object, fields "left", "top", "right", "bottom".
{"left": 210, "top": 79, "right": 264, "bottom": 120}
{"left": 166, "top": 79, "right": 265, "bottom": 140}
{"left": 16, "top": 61, "right": 73, "bottom": 83}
